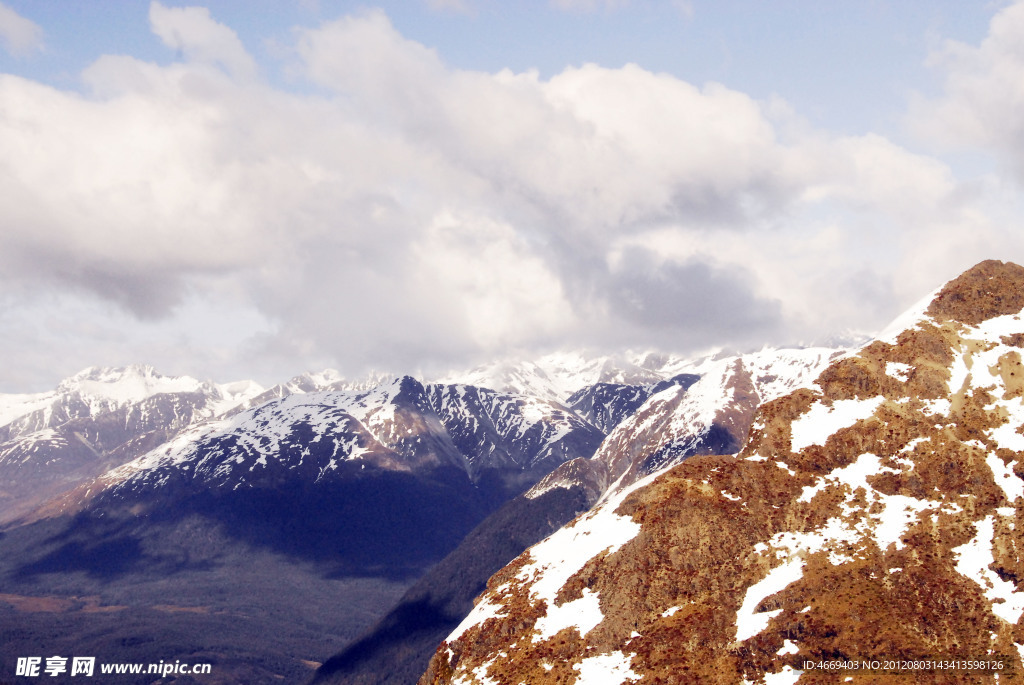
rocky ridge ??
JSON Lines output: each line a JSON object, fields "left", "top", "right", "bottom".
{"left": 422, "top": 260, "right": 1024, "bottom": 684}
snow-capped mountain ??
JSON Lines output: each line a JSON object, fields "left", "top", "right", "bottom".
{"left": 226, "top": 368, "right": 399, "bottom": 416}
{"left": 422, "top": 259, "right": 1024, "bottom": 684}
{"left": 0, "top": 364, "right": 262, "bottom": 439}
{"left": 438, "top": 351, "right": 666, "bottom": 404}
{"left": 565, "top": 380, "right": 679, "bottom": 435}
{"left": 0, "top": 364, "right": 264, "bottom": 522}
{"left": 426, "top": 383, "right": 602, "bottom": 489}
{"left": 526, "top": 346, "right": 845, "bottom": 506}
{"left": 51, "top": 376, "right": 604, "bottom": 518}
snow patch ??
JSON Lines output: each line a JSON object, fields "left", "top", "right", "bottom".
{"left": 572, "top": 651, "right": 640, "bottom": 685}
{"left": 447, "top": 591, "right": 509, "bottom": 644}
{"left": 519, "top": 475, "right": 647, "bottom": 609}
{"left": 885, "top": 362, "right": 913, "bottom": 382}
{"left": 736, "top": 559, "right": 804, "bottom": 641}
{"left": 798, "top": 453, "right": 896, "bottom": 504}
{"left": 953, "top": 515, "right": 1024, "bottom": 624}
{"left": 986, "top": 453, "right": 1024, "bottom": 503}
{"left": 794, "top": 453, "right": 942, "bottom": 554}
{"left": 790, "top": 397, "right": 884, "bottom": 452}
{"left": 533, "top": 588, "right": 604, "bottom": 642}
{"left": 990, "top": 421, "right": 1024, "bottom": 453}
{"left": 777, "top": 640, "right": 799, "bottom": 655}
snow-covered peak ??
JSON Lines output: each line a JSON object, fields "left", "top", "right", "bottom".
{"left": 207, "top": 379, "right": 267, "bottom": 416}
{"left": 534, "top": 351, "right": 663, "bottom": 397}
{"left": 261, "top": 369, "right": 399, "bottom": 400}
{"left": 304, "top": 368, "right": 344, "bottom": 387}
{"left": 57, "top": 364, "right": 206, "bottom": 406}
{"left": 873, "top": 285, "right": 945, "bottom": 344}
{"left": 282, "top": 369, "right": 345, "bottom": 393}
{"left": 0, "top": 391, "right": 56, "bottom": 431}
{"left": 439, "top": 350, "right": 664, "bottom": 402}
{"left": 0, "top": 365, "right": 265, "bottom": 434}
{"left": 437, "top": 360, "right": 562, "bottom": 402}
{"left": 96, "top": 380, "right": 429, "bottom": 494}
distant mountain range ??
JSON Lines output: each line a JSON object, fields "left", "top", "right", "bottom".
{"left": 0, "top": 364, "right": 265, "bottom": 523}
{"left": 0, "top": 343, "right": 855, "bottom": 683}
{"left": 0, "top": 348, "right": 830, "bottom": 525}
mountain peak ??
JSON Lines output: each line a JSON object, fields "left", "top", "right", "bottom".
{"left": 63, "top": 363, "right": 160, "bottom": 383}
{"left": 57, "top": 364, "right": 201, "bottom": 398}
{"left": 926, "top": 258, "right": 1024, "bottom": 326}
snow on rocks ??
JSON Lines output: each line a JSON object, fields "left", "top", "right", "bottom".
{"left": 736, "top": 559, "right": 804, "bottom": 641}
{"left": 517, "top": 474, "right": 647, "bottom": 617}
{"left": 533, "top": 588, "right": 604, "bottom": 642}
{"left": 789, "top": 397, "right": 885, "bottom": 452}
{"left": 953, "top": 514, "right": 1024, "bottom": 624}
{"left": 446, "top": 590, "right": 509, "bottom": 644}
{"left": 572, "top": 650, "right": 641, "bottom": 684}
{"left": 422, "top": 261, "right": 1024, "bottom": 685}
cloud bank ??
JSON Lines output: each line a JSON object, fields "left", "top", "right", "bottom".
{"left": 0, "top": 2, "right": 1020, "bottom": 387}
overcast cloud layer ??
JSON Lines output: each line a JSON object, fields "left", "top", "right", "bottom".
{"left": 0, "top": 1, "right": 1022, "bottom": 390}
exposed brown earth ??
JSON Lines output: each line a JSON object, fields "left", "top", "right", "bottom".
{"left": 0, "top": 593, "right": 127, "bottom": 613}
{"left": 422, "top": 260, "right": 1024, "bottom": 684}
{"left": 0, "top": 592, "right": 222, "bottom": 616}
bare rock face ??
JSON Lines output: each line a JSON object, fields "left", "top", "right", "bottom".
{"left": 422, "top": 260, "right": 1024, "bottom": 684}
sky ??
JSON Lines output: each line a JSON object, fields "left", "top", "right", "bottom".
{"left": 0, "top": 0, "right": 1022, "bottom": 392}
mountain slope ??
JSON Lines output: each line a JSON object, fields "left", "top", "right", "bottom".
{"left": 45, "top": 377, "right": 603, "bottom": 512}
{"left": 0, "top": 365, "right": 264, "bottom": 523}
{"left": 0, "top": 374, "right": 606, "bottom": 683}
{"left": 311, "top": 485, "right": 592, "bottom": 685}
{"left": 422, "top": 259, "right": 1024, "bottom": 684}
{"left": 26, "top": 376, "right": 605, "bottom": 570}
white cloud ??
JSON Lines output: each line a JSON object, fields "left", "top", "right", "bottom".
{"left": 0, "top": 2, "right": 41, "bottom": 57}
{"left": 413, "top": 212, "right": 577, "bottom": 349}
{"left": 911, "top": 0, "right": 1024, "bottom": 181}
{"left": 0, "top": 8, "right": 1016, "bottom": 389}
{"left": 148, "top": 1, "right": 257, "bottom": 81}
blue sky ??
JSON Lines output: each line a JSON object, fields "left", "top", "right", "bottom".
{"left": 0, "top": 1, "right": 1021, "bottom": 391}
{"left": 1, "top": 2, "right": 993, "bottom": 135}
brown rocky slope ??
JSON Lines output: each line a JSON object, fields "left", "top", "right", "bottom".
{"left": 421, "top": 260, "right": 1024, "bottom": 684}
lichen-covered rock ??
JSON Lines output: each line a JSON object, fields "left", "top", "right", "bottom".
{"left": 422, "top": 260, "right": 1024, "bottom": 685}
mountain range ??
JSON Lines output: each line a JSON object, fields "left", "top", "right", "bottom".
{"left": 4, "top": 261, "right": 1019, "bottom": 685}
{"left": 0, "top": 343, "right": 847, "bottom": 683}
